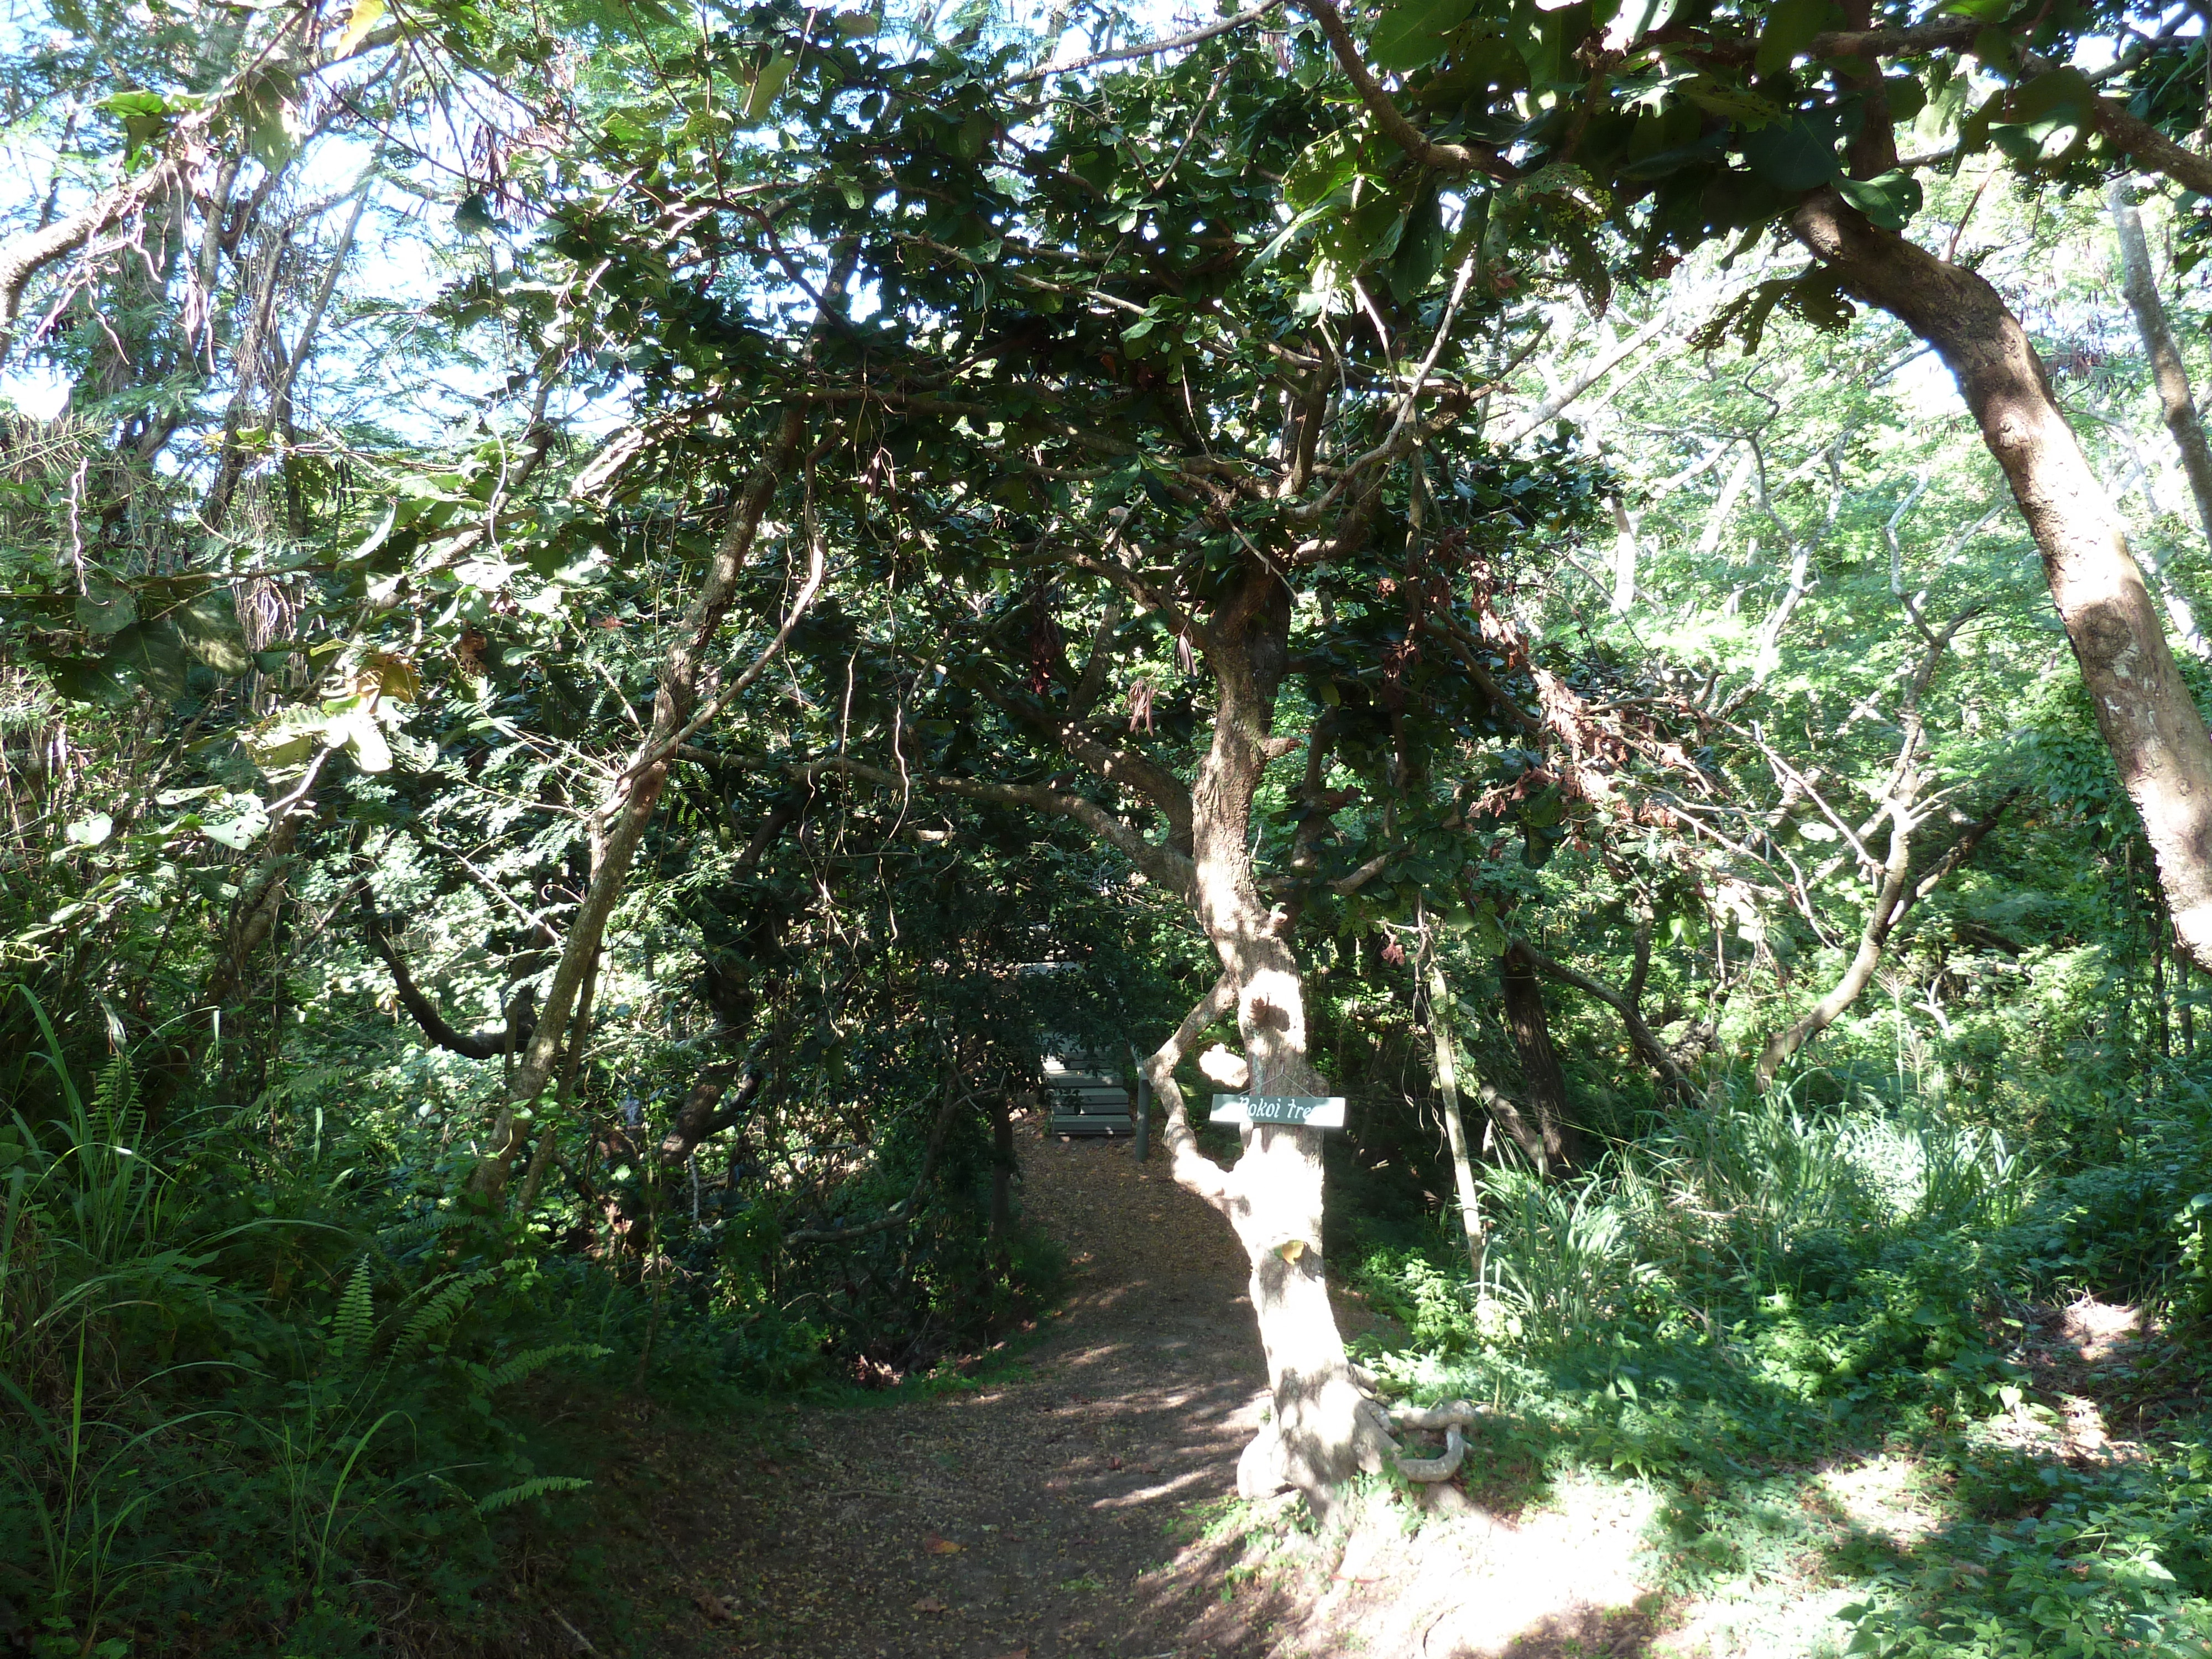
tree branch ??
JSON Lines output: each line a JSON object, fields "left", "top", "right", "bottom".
{"left": 358, "top": 888, "right": 536, "bottom": 1062}
{"left": 799, "top": 757, "right": 1195, "bottom": 892}
{"left": 1294, "top": 0, "right": 1519, "bottom": 180}
{"left": 1505, "top": 937, "right": 1695, "bottom": 1098}
{"left": 1144, "top": 972, "right": 1239, "bottom": 1213}
{"left": 1004, "top": 0, "right": 1286, "bottom": 87}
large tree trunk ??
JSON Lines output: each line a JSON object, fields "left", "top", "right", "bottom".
{"left": 1499, "top": 945, "right": 1582, "bottom": 1171}
{"left": 1150, "top": 565, "right": 1394, "bottom": 1515}
{"left": 1790, "top": 188, "right": 2212, "bottom": 973}
{"left": 2112, "top": 178, "right": 2212, "bottom": 555}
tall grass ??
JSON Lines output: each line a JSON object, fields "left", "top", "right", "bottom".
{"left": 0, "top": 990, "right": 615, "bottom": 1654}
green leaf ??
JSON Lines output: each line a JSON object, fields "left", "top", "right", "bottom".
{"left": 102, "top": 620, "right": 190, "bottom": 702}
{"left": 1370, "top": 0, "right": 1478, "bottom": 72}
{"left": 1286, "top": 131, "right": 1363, "bottom": 211}
{"left": 1882, "top": 72, "right": 1926, "bottom": 125}
{"left": 200, "top": 798, "right": 269, "bottom": 850}
{"left": 1755, "top": 0, "right": 1829, "bottom": 76}
{"left": 1676, "top": 78, "right": 1783, "bottom": 126}
{"left": 65, "top": 813, "right": 113, "bottom": 848}
{"left": 1970, "top": 24, "right": 2015, "bottom": 76}
{"left": 2006, "top": 65, "right": 2093, "bottom": 124}
{"left": 1739, "top": 118, "right": 1838, "bottom": 190}
{"left": 1836, "top": 169, "right": 1922, "bottom": 229}
{"left": 171, "top": 590, "right": 252, "bottom": 675}
{"left": 330, "top": 703, "right": 393, "bottom": 774}
{"left": 454, "top": 192, "right": 499, "bottom": 235}
{"left": 76, "top": 584, "right": 137, "bottom": 636}
{"left": 834, "top": 11, "right": 879, "bottom": 33}
{"left": 97, "top": 90, "right": 170, "bottom": 120}
{"left": 744, "top": 53, "right": 798, "bottom": 122}
{"left": 1601, "top": 0, "right": 1677, "bottom": 54}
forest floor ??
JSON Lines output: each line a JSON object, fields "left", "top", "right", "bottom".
{"left": 592, "top": 1122, "right": 1673, "bottom": 1659}
{"left": 562, "top": 1125, "right": 2209, "bottom": 1659}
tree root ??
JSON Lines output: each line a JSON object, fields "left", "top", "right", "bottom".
{"left": 1387, "top": 1398, "right": 1483, "bottom": 1432}
{"left": 1394, "top": 1425, "right": 1466, "bottom": 1483}
{"left": 1386, "top": 1399, "right": 1483, "bottom": 1483}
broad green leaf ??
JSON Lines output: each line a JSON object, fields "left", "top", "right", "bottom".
{"left": 1755, "top": 0, "right": 1829, "bottom": 75}
{"left": 173, "top": 591, "right": 252, "bottom": 675}
{"left": 1739, "top": 118, "right": 1838, "bottom": 190}
{"left": 744, "top": 53, "right": 797, "bottom": 122}
{"left": 1883, "top": 72, "right": 1926, "bottom": 124}
{"left": 2006, "top": 66, "right": 2093, "bottom": 124}
{"left": 1836, "top": 170, "right": 1922, "bottom": 229}
{"left": 328, "top": 703, "right": 393, "bottom": 773}
{"left": 1601, "top": 0, "right": 1678, "bottom": 54}
{"left": 76, "top": 585, "right": 137, "bottom": 636}
{"left": 1285, "top": 131, "right": 1362, "bottom": 211}
{"left": 65, "top": 813, "right": 112, "bottom": 848}
{"left": 102, "top": 620, "right": 189, "bottom": 702}
{"left": 1369, "top": 0, "right": 1478, "bottom": 72}
{"left": 200, "top": 798, "right": 269, "bottom": 850}
{"left": 1677, "top": 77, "right": 1782, "bottom": 125}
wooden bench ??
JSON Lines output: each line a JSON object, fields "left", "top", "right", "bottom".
{"left": 1043, "top": 1055, "right": 1133, "bottom": 1138}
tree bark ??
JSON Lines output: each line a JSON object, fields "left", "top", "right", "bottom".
{"left": 1505, "top": 936, "right": 1694, "bottom": 1099}
{"left": 1789, "top": 187, "right": 2212, "bottom": 973}
{"left": 1150, "top": 562, "right": 1394, "bottom": 1515}
{"left": 358, "top": 888, "right": 538, "bottom": 1060}
{"left": 2110, "top": 179, "right": 2212, "bottom": 555}
{"left": 1757, "top": 790, "right": 2015, "bottom": 1089}
{"left": 517, "top": 946, "right": 599, "bottom": 1215}
{"left": 1756, "top": 794, "right": 1915, "bottom": 1091}
{"left": 1499, "top": 945, "right": 1583, "bottom": 1170}
{"left": 1606, "top": 496, "right": 1639, "bottom": 613}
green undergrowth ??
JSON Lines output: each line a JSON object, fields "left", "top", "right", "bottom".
{"left": 1349, "top": 1078, "right": 2212, "bottom": 1658}
{"left": 0, "top": 997, "right": 1062, "bottom": 1656}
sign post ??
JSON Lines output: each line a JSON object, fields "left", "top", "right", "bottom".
{"left": 1208, "top": 1094, "right": 1348, "bottom": 1130}
{"left": 1130, "top": 1042, "right": 1151, "bottom": 1162}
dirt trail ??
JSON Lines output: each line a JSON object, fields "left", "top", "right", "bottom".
{"left": 632, "top": 1124, "right": 1279, "bottom": 1658}
{"left": 622, "top": 1123, "right": 1663, "bottom": 1659}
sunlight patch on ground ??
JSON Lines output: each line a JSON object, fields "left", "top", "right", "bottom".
{"left": 1817, "top": 1454, "right": 1946, "bottom": 1546}
{"left": 1241, "top": 1470, "right": 1662, "bottom": 1658}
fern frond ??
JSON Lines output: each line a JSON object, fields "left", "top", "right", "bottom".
{"left": 93, "top": 1055, "right": 136, "bottom": 1124}
{"left": 392, "top": 1268, "right": 495, "bottom": 1361}
{"left": 474, "top": 1474, "right": 592, "bottom": 1514}
{"left": 332, "top": 1260, "right": 374, "bottom": 1365}
{"left": 482, "top": 1342, "right": 609, "bottom": 1392}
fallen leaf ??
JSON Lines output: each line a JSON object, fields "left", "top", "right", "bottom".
{"left": 924, "top": 1534, "right": 964, "bottom": 1554}
{"left": 912, "top": 1595, "right": 949, "bottom": 1614}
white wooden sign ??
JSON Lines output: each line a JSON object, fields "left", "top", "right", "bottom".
{"left": 1209, "top": 1094, "right": 1348, "bottom": 1129}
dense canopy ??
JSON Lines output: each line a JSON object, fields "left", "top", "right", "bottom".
{"left": 5, "top": 0, "right": 2212, "bottom": 1648}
